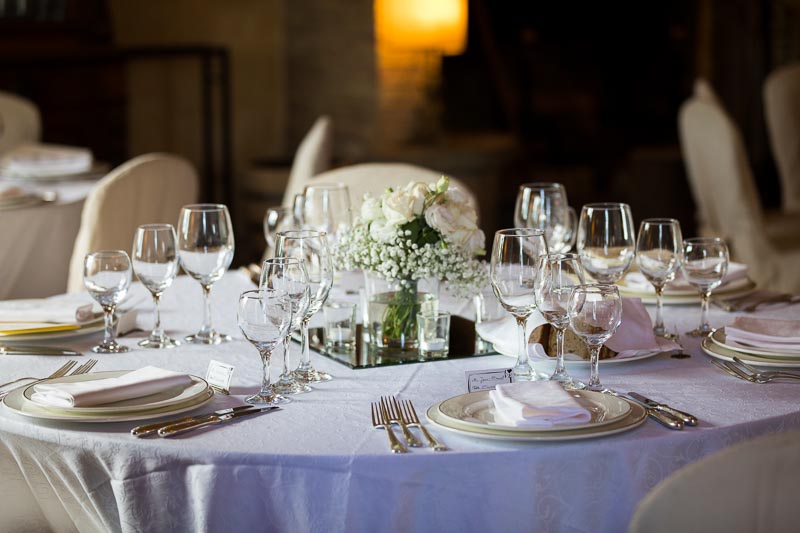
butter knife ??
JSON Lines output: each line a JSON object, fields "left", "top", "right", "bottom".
{"left": 157, "top": 406, "right": 280, "bottom": 437}
{"left": 130, "top": 405, "right": 254, "bottom": 437}
{"left": 0, "top": 344, "right": 82, "bottom": 356}
{"left": 628, "top": 392, "right": 698, "bottom": 426}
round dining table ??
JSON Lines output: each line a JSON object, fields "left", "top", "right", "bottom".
{"left": 0, "top": 271, "right": 798, "bottom": 533}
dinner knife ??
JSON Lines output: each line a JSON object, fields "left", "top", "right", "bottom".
{"left": 0, "top": 344, "right": 82, "bottom": 356}
{"left": 604, "top": 390, "right": 684, "bottom": 430}
{"left": 157, "top": 406, "right": 280, "bottom": 438}
{"left": 628, "top": 392, "right": 698, "bottom": 426}
{"left": 130, "top": 405, "right": 255, "bottom": 438}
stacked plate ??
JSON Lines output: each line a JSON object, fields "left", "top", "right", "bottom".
{"left": 425, "top": 390, "right": 646, "bottom": 442}
{"left": 702, "top": 329, "right": 800, "bottom": 369}
{"left": 0, "top": 317, "right": 106, "bottom": 342}
{"left": 617, "top": 276, "right": 755, "bottom": 305}
{"left": 2, "top": 371, "right": 214, "bottom": 423}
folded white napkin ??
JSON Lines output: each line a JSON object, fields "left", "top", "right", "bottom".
{"left": 725, "top": 317, "right": 800, "bottom": 350}
{"left": 0, "top": 294, "right": 97, "bottom": 324}
{"left": 622, "top": 262, "right": 748, "bottom": 293}
{"left": 489, "top": 381, "right": 592, "bottom": 428}
{"left": 0, "top": 143, "right": 93, "bottom": 178}
{"left": 31, "top": 367, "right": 193, "bottom": 408}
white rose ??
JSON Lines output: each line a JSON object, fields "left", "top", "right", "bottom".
{"left": 425, "top": 202, "right": 457, "bottom": 235}
{"left": 360, "top": 195, "right": 382, "bottom": 222}
{"left": 382, "top": 189, "right": 416, "bottom": 226}
{"left": 444, "top": 186, "right": 470, "bottom": 206}
{"left": 404, "top": 182, "right": 429, "bottom": 216}
{"left": 369, "top": 219, "right": 398, "bottom": 243}
{"left": 425, "top": 202, "right": 483, "bottom": 254}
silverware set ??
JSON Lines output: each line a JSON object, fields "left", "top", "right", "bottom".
{"left": 370, "top": 396, "right": 447, "bottom": 453}
{"left": 712, "top": 292, "right": 799, "bottom": 312}
{"left": 132, "top": 405, "right": 280, "bottom": 438}
{"left": 0, "top": 359, "right": 98, "bottom": 400}
{"left": 605, "top": 389, "right": 697, "bottom": 430}
{"left": 710, "top": 357, "right": 800, "bottom": 384}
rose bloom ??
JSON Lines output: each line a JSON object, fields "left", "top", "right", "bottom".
{"left": 404, "top": 181, "right": 429, "bottom": 216}
{"left": 360, "top": 195, "right": 383, "bottom": 222}
{"left": 382, "top": 189, "right": 416, "bottom": 226}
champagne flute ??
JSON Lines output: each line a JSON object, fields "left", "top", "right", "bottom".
{"left": 84, "top": 250, "right": 132, "bottom": 354}
{"left": 177, "top": 204, "right": 235, "bottom": 344}
{"left": 275, "top": 229, "right": 334, "bottom": 383}
{"left": 682, "top": 237, "right": 729, "bottom": 336}
{"left": 303, "top": 183, "right": 352, "bottom": 248}
{"left": 534, "top": 252, "right": 586, "bottom": 389}
{"left": 490, "top": 228, "right": 550, "bottom": 381}
{"left": 132, "top": 224, "right": 180, "bottom": 349}
{"left": 636, "top": 219, "right": 683, "bottom": 339}
{"left": 260, "top": 257, "right": 312, "bottom": 395}
{"left": 568, "top": 284, "right": 622, "bottom": 392}
{"left": 238, "top": 289, "right": 293, "bottom": 405}
{"left": 519, "top": 182, "right": 574, "bottom": 253}
{"left": 576, "top": 202, "right": 635, "bottom": 283}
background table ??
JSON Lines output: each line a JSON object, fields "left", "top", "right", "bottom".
{"left": 0, "top": 272, "right": 798, "bottom": 533}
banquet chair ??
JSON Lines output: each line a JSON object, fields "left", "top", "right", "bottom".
{"left": 66, "top": 153, "right": 198, "bottom": 292}
{"left": 0, "top": 91, "right": 41, "bottom": 154}
{"left": 280, "top": 116, "right": 333, "bottom": 207}
{"left": 629, "top": 430, "right": 800, "bottom": 533}
{"left": 764, "top": 62, "right": 800, "bottom": 213}
{"left": 678, "top": 80, "right": 800, "bottom": 293}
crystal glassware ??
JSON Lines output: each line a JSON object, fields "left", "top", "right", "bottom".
{"left": 275, "top": 229, "right": 334, "bottom": 383}
{"left": 576, "top": 202, "right": 636, "bottom": 283}
{"left": 681, "top": 237, "right": 729, "bottom": 336}
{"left": 237, "top": 289, "right": 293, "bottom": 405}
{"left": 636, "top": 218, "right": 683, "bottom": 339}
{"left": 260, "top": 257, "right": 312, "bottom": 395}
{"left": 302, "top": 182, "right": 352, "bottom": 248}
{"left": 84, "top": 250, "right": 132, "bottom": 354}
{"left": 567, "top": 284, "right": 622, "bottom": 392}
{"left": 518, "top": 182, "right": 574, "bottom": 253}
{"left": 489, "top": 228, "right": 550, "bottom": 381}
{"left": 262, "top": 206, "right": 296, "bottom": 261}
{"left": 177, "top": 204, "right": 235, "bottom": 344}
{"left": 534, "top": 252, "right": 586, "bottom": 389}
{"left": 132, "top": 224, "right": 181, "bottom": 349}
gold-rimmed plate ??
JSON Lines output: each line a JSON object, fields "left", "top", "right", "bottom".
{"left": 710, "top": 329, "right": 800, "bottom": 359}
{"left": 701, "top": 337, "right": 800, "bottom": 368}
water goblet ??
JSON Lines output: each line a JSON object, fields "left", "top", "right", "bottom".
{"left": 517, "top": 182, "right": 574, "bottom": 253}
{"left": 636, "top": 218, "right": 683, "bottom": 339}
{"left": 567, "top": 284, "right": 622, "bottom": 392}
{"left": 262, "top": 206, "right": 297, "bottom": 260}
{"left": 84, "top": 250, "right": 132, "bottom": 354}
{"left": 576, "top": 203, "right": 635, "bottom": 283}
{"left": 489, "top": 228, "right": 550, "bottom": 381}
{"left": 275, "top": 229, "right": 334, "bottom": 383}
{"left": 260, "top": 257, "right": 312, "bottom": 394}
{"left": 132, "top": 224, "right": 180, "bottom": 349}
{"left": 681, "top": 237, "right": 729, "bottom": 336}
{"left": 303, "top": 182, "right": 352, "bottom": 248}
{"left": 238, "top": 289, "right": 293, "bottom": 405}
{"left": 177, "top": 204, "right": 235, "bottom": 344}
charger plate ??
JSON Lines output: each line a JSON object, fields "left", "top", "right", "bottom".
{"left": 710, "top": 329, "right": 800, "bottom": 359}
{"left": 617, "top": 277, "right": 755, "bottom": 305}
{"left": 701, "top": 337, "right": 800, "bottom": 368}
{"left": 0, "top": 318, "right": 105, "bottom": 341}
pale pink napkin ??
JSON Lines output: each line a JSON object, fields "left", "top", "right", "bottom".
{"left": 725, "top": 317, "right": 800, "bottom": 349}
{"left": 489, "top": 381, "right": 592, "bottom": 428}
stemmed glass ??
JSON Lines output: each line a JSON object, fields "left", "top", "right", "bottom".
{"left": 263, "top": 206, "right": 301, "bottom": 261}
{"left": 177, "top": 204, "right": 235, "bottom": 344}
{"left": 275, "top": 229, "right": 334, "bottom": 383}
{"left": 636, "top": 219, "right": 683, "bottom": 339}
{"left": 303, "top": 183, "right": 352, "bottom": 247}
{"left": 576, "top": 203, "right": 635, "bottom": 283}
{"left": 84, "top": 250, "right": 132, "bottom": 354}
{"left": 132, "top": 224, "right": 180, "bottom": 349}
{"left": 534, "top": 252, "right": 586, "bottom": 389}
{"left": 567, "top": 284, "right": 622, "bottom": 392}
{"left": 517, "top": 182, "right": 574, "bottom": 253}
{"left": 489, "top": 228, "right": 550, "bottom": 381}
{"left": 681, "top": 237, "right": 729, "bottom": 336}
{"left": 237, "top": 289, "right": 293, "bottom": 405}
{"left": 260, "top": 257, "right": 312, "bottom": 395}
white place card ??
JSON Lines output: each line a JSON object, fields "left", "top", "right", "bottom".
{"left": 206, "top": 360, "right": 235, "bottom": 395}
{"left": 465, "top": 367, "right": 514, "bottom": 393}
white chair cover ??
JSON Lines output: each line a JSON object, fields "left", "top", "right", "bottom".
{"left": 66, "top": 153, "right": 198, "bottom": 293}
{"left": 764, "top": 63, "right": 800, "bottom": 213}
{"left": 0, "top": 91, "right": 41, "bottom": 154}
{"left": 629, "top": 430, "right": 800, "bottom": 533}
{"left": 281, "top": 116, "right": 333, "bottom": 207}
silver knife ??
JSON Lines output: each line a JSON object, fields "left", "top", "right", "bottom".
{"left": 0, "top": 344, "right": 82, "bottom": 356}
{"left": 604, "top": 390, "right": 684, "bottom": 430}
{"left": 157, "top": 406, "right": 280, "bottom": 438}
{"left": 130, "top": 405, "right": 254, "bottom": 437}
{"left": 628, "top": 392, "right": 698, "bottom": 426}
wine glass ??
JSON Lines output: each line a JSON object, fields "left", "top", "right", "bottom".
{"left": 260, "top": 257, "right": 312, "bottom": 395}
{"left": 636, "top": 218, "right": 683, "bottom": 339}
{"left": 567, "top": 284, "right": 622, "bottom": 392}
{"left": 275, "top": 229, "right": 334, "bottom": 383}
{"left": 262, "top": 207, "right": 297, "bottom": 261}
{"left": 518, "top": 182, "right": 574, "bottom": 253}
{"left": 534, "top": 252, "right": 586, "bottom": 389}
{"left": 237, "top": 289, "right": 293, "bottom": 405}
{"left": 576, "top": 202, "right": 635, "bottom": 283}
{"left": 132, "top": 224, "right": 180, "bottom": 349}
{"left": 489, "top": 228, "right": 550, "bottom": 381}
{"left": 303, "top": 183, "right": 352, "bottom": 248}
{"left": 177, "top": 204, "right": 235, "bottom": 344}
{"left": 84, "top": 250, "right": 132, "bottom": 354}
{"left": 681, "top": 237, "right": 729, "bottom": 336}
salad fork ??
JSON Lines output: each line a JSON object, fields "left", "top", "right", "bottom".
{"left": 370, "top": 402, "right": 407, "bottom": 453}
{"left": 0, "top": 359, "right": 98, "bottom": 400}
{"left": 399, "top": 399, "right": 448, "bottom": 451}
{"left": 0, "top": 360, "right": 77, "bottom": 391}
{"left": 382, "top": 396, "right": 421, "bottom": 447}
{"left": 730, "top": 357, "right": 800, "bottom": 382}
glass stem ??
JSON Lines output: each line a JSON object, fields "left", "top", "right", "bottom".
{"left": 514, "top": 315, "right": 532, "bottom": 377}
{"left": 281, "top": 334, "right": 292, "bottom": 377}
{"left": 200, "top": 284, "right": 213, "bottom": 335}
{"left": 554, "top": 326, "right": 566, "bottom": 376}
{"left": 588, "top": 345, "right": 601, "bottom": 389}
{"left": 654, "top": 285, "right": 665, "bottom": 334}
{"left": 700, "top": 291, "right": 711, "bottom": 330}
{"left": 151, "top": 293, "right": 163, "bottom": 339}
{"left": 102, "top": 304, "right": 116, "bottom": 345}
{"left": 298, "top": 318, "right": 312, "bottom": 371}
{"left": 259, "top": 348, "right": 272, "bottom": 395}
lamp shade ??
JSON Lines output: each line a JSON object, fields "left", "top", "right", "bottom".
{"left": 375, "top": 0, "right": 468, "bottom": 56}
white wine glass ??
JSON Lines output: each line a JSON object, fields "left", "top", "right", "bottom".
{"left": 263, "top": 206, "right": 300, "bottom": 261}
{"left": 567, "top": 284, "right": 622, "bottom": 392}
{"left": 490, "top": 228, "right": 550, "bottom": 381}
{"left": 177, "top": 204, "right": 235, "bottom": 344}
{"left": 132, "top": 224, "right": 180, "bottom": 349}
{"left": 238, "top": 289, "right": 293, "bottom": 405}
{"left": 303, "top": 183, "right": 352, "bottom": 248}
{"left": 636, "top": 218, "right": 683, "bottom": 339}
{"left": 576, "top": 202, "right": 635, "bottom": 283}
{"left": 682, "top": 237, "right": 729, "bottom": 336}
{"left": 84, "top": 250, "right": 132, "bottom": 354}
{"left": 519, "top": 182, "right": 574, "bottom": 253}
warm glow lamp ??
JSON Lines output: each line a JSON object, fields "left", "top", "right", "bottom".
{"left": 375, "top": 0, "right": 468, "bottom": 56}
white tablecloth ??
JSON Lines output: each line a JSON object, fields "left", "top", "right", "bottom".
{"left": 0, "top": 272, "right": 798, "bottom": 533}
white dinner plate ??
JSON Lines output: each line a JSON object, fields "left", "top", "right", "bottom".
{"left": 617, "top": 277, "right": 756, "bottom": 305}
{"left": 530, "top": 349, "right": 666, "bottom": 366}
{"left": 436, "top": 389, "right": 631, "bottom": 433}
{"left": 0, "top": 318, "right": 105, "bottom": 342}
{"left": 701, "top": 337, "right": 800, "bottom": 368}
{"left": 710, "top": 329, "right": 800, "bottom": 359}
{"left": 0, "top": 163, "right": 109, "bottom": 183}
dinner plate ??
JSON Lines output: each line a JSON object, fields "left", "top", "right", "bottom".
{"left": 617, "top": 277, "right": 756, "bottom": 305}
{"left": 436, "top": 389, "right": 631, "bottom": 433}
{"left": 710, "top": 329, "right": 800, "bottom": 358}
{"left": 0, "top": 163, "right": 109, "bottom": 183}
{"left": 494, "top": 345, "right": 666, "bottom": 366}
{"left": 701, "top": 337, "right": 800, "bottom": 368}
{"left": 0, "top": 318, "right": 105, "bottom": 342}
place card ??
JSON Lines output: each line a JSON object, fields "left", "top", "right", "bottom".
{"left": 206, "top": 360, "right": 235, "bottom": 395}
{"left": 465, "top": 367, "right": 514, "bottom": 393}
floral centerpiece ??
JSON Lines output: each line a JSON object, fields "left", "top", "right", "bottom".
{"left": 334, "top": 176, "right": 488, "bottom": 351}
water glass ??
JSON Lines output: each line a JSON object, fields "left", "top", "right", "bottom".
{"left": 636, "top": 218, "right": 683, "bottom": 338}
{"left": 263, "top": 206, "right": 298, "bottom": 260}
{"left": 417, "top": 312, "right": 451, "bottom": 359}
{"left": 577, "top": 203, "right": 635, "bottom": 283}
{"left": 682, "top": 237, "right": 729, "bottom": 336}
{"left": 303, "top": 183, "right": 352, "bottom": 248}
{"left": 323, "top": 301, "right": 358, "bottom": 352}
{"left": 84, "top": 250, "right": 132, "bottom": 354}
{"left": 515, "top": 182, "right": 575, "bottom": 252}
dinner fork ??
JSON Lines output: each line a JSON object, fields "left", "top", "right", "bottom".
{"left": 0, "top": 360, "right": 77, "bottom": 391}
{"left": 0, "top": 359, "right": 97, "bottom": 400}
{"left": 730, "top": 357, "right": 800, "bottom": 382}
{"left": 370, "top": 402, "right": 407, "bottom": 453}
{"left": 399, "top": 399, "right": 448, "bottom": 451}
{"left": 382, "top": 396, "right": 422, "bottom": 447}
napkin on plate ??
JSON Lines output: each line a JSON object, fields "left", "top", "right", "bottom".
{"left": 489, "top": 381, "right": 592, "bottom": 428}
{"left": 0, "top": 143, "right": 93, "bottom": 178}
{"left": 0, "top": 294, "right": 97, "bottom": 324}
{"left": 622, "top": 262, "right": 748, "bottom": 293}
{"left": 31, "top": 366, "right": 194, "bottom": 408}
{"left": 725, "top": 317, "right": 800, "bottom": 350}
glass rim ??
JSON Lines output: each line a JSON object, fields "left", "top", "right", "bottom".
{"left": 276, "top": 229, "right": 328, "bottom": 239}
{"left": 304, "top": 182, "right": 347, "bottom": 191}
{"left": 239, "top": 288, "right": 288, "bottom": 299}
{"left": 416, "top": 311, "right": 451, "bottom": 319}
{"left": 640, "top": 218, "right": 680, "bottom": 226}
{"left": 136, "top": 223, "right": 175, "bottom": 231}
{"left": 262, "top": 256, "right": 303, "bottom": 265}
{"left": 180, "top": 203, "right": 229, "bottom": 212}
{"left": 572, "top": 283, "right": 619, "bottom": 294}
{"left": 518, "top": 182, "right": 565, "bottom": 191}
{"left": 494, "top": 227, "right": 546, "bottom": 237}
{"left": 85, "top": 249, "right": 129, "bottom": 259}
{"left": 684, "top": 236, "right": 726, "bottom": 244}
{"left": 581, "top": 202, "right": 630, "bottom": 211}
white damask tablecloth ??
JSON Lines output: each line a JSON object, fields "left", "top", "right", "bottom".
{"left": 0, "top": 271, "right": 798, "bottom": 533}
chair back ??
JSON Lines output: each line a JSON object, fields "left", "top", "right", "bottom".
{"left": 0, "top": 91, "right": 41, "bottom": 154}
{"left": 281, "top": 116, "right": 333, "bottom": 207}
{"left": 764, "top": 63, "right": 800, "bottom": 212}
